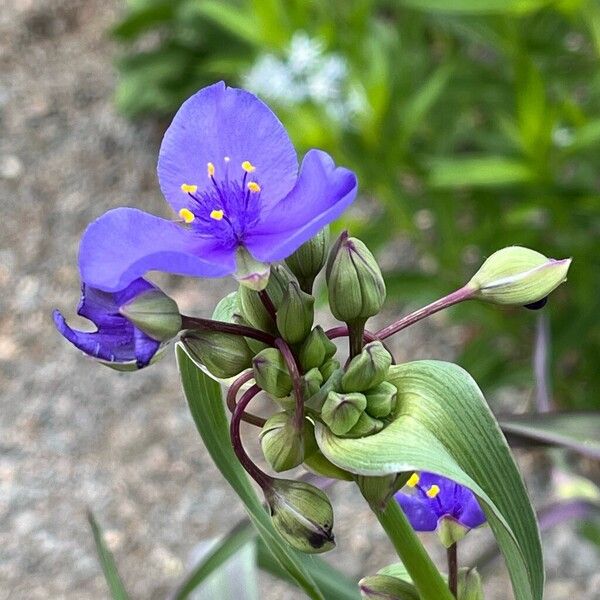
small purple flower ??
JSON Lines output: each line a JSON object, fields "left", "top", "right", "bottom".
{"left": 395, "top": 472, "right": 486, "bottom": 546}
{"left": 53, "top": 278, "right": 164, "bottom": 369}
{"left": 78, "top": 81, "right": 358, "bottom": 292}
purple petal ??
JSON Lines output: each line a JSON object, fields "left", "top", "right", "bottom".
{"left": 158, "top": 81, "right": 298, "bottom": 214}
{"left": 53, "top": 308, "right": 160, "bottom": 367}
{"left": 244, "top": 149, "right": 357, "bottom": 262}
{"left": 78, "top": 207, "right": 236, "bottom": 292}
{"left": 395, "top": 492, "right": 438, "bottom": 531}
{"left": 457, "top": 495, "right": 487, "bottom": 529}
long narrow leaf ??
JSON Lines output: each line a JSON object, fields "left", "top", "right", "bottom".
{"left": 175, "top": 343, "right": 325, "bottom": 600}
{"left": 316, "top": 360, "right": 544, "bottom": 600}
{"left": 256, "top": 539, "right": 360, "bottom": 600}
{"left": 87, "top": 511, "right": 131, "bottom": 600}
{"left": 169, "top": 521, "right": 257, "bottom": 600}
{"left": 499, "top": 412, "right": 600, "bottom": 460}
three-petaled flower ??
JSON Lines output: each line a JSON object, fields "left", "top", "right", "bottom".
{"left": 395, "top": 472, "right": 486, "bottom": 547}
{"left": 78, "top": 81, "right": 358, "bottom": 292}
{"left": 53, "top": 278, "right": 170, "bottom": 369}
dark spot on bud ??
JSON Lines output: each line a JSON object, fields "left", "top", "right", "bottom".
{"left": 308, "top": 528, "right": 334, "bottom": 549}
{"left": 524, "top": 297, "right": 548, "bottom": 310}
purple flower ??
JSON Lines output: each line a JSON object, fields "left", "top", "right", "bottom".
{"left": 53, "top": 278, "right": 164, "bottom": 369}
{"left": 78, "top": 82, "right": 358, "bottom": 292}
{"left": 395, "top": 472, "right": 486, "bottom": 546}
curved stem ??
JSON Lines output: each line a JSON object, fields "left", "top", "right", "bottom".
{"left": 181, "top": 315, "right": 276, "bottom": 346}
{"left": 369, "top": 497, "right": 454, "bottom": 600}
{"left": 226, "top": 371, "right": 266, "bottom": 428}
{"left": 447, "top": 543, "right": 458, "bottom": 598}
{"left": 258, "top": 290, "right": 278, "bottom": 324}
{"left": 230, "top": 383, "right": 273, "bottom": 490}
{"left": 325, "top": 326, "right": 396, "bottom": 364}
{"left": 375, "top": 285, "right": 475, "bottom": 341}
{"left": 274, "top": 338, "right": 304, "bottom": 431}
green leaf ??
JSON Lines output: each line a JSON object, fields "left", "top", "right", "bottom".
{"left": 315, "top": 360, "right": 544, "bottom": 600}
{"left": 87, "top": 511, "right": 131, "bottom": 600}
{"left": 397, "top": 0, "right": 550, "bottom": 13}
{"left": 256, "top": 538, "right": 361, "bottom": 600}
{"left": 192, "top": 1, "right": 263, "bottom": 47}
{"left": 169, "top": 521, "right": 257, "bottom": 600}
{"left": 499, "top": 411, "right": 600, "bottom": 460}
{"left": 175, "top": 343, "right": 325, "bottom": 600}
{"left": 428, "top": 156, "right": 534, "bottom": 188}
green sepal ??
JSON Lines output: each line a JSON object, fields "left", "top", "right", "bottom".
{"left": 321, "top": 391, "right": 367, "bottom": 435}
{"left": 341, "top": 341, "right": 392, "bottom": 392}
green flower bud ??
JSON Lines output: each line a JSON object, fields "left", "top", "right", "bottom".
{"left": 458, "top": 568, "right": 484, "bottom": 600}
{"left": 321, "top": 391, "right": 367, "bottom": 435}
{"left": 364, "top": 381, "right": 397, "bottom": 418}
{"left": 181, "top": 331, "right": 253, "bottom": 379}
{"left": 211, "top": 291, "right": 240, "bottom": 322}
{"left": 359, "top": 574, "right": 418, "bottom": 600}
{"left": 302, "top": 367, "right": 323, "bottom": 398}
{"left": 342, "top": 341, "right": 392, "bottom": 392}
{"left": 319, "top": 358, "right": 341, "bottom": 381}
{"left": 343, "top": 411, "right": 384, "bottom": 438}
{"left": 467, "top": 246, "right": 571, "bottom": 306}
{"left": 326, "top": 231, "right": 386, "bottom": 324}
{"left": 266, "top": 480, "right": 335, "bottom": 554}
{"left": 234, "top": 246, "right": 270, "bottom": 291}
{"left": 260, "top": 413, "right": 316, "bottom": 472}
{"left": 239, "top": 264, "right": 296, "bottom": 333}
{"left": 252, "top": 348, "right": 292, "bottom": 398}
{"left": 298, "top": 326, "right": 337, "bottom": 371}
{"left": 303, "top": 450, "right": 354, "bottom": 481}
{"left": 276, "top": 282, "right": 314, "bottom": 344}
{"left": 305, "top": 367, "right": 343, "bottom": 411}
{"left": 119, "top": 289, "right": 181, "bottom": 341}
{"left": 285, "top": 226, "right": 330, "bottom": 292}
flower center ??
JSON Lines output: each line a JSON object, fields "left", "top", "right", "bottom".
{"left": 177, "top": 158, "right": 263, "bottom": 246}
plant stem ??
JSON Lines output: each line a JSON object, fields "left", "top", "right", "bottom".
{"left": 375, "top": 285, "right": 475, "bottom": 341}
{"left": 226, "top": 371, "right": 266, "bottom": 428}
{"left": 275, "top": 338, "right": 304, "bottom": 431}
{"left": 258, "top": 290, "right": 278, "bottom": 324}
{"left": 230, "top": 384, "right": 273, "bottom": 490}
{"left": 447, "top": 543, "right": 458, "bottom": 598}
{"left": 181, "top": 315, "right": 276, "bottom": 346}
{"left": 347, "top": 320, "right": 365, "bottom": 359}
{"left": 370, "top": 497, "right": 454, "bottom": 600}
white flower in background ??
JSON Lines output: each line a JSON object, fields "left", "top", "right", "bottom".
{"left": 244, "top": 31, "right": 367, "bottom": 127}
{"left": 287, "top": 32, "right": 323, "bottom": 75}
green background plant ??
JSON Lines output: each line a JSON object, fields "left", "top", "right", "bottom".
{"left": 113, "top": 0, "right": 600, "bottom": 409}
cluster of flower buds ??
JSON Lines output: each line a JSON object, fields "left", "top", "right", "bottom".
{"left": 55, "top": 226, "right": 571, "bottom": 559}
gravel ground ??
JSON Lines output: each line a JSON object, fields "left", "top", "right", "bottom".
{"left": 1, "top": 1, "right": 598, "bottom": 599}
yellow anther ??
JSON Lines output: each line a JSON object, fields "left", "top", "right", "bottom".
{"left": 207, "top": 162, "right": 215, "bottom": 177}
{"left": 407, "top": 473, "right": 420, "bottom": 488}
{"left": 426, "top": 485, "right": 441, "bottom": 499}
{"left": 210, "top": 209, "right": 224, "bottom": 221}
{"left": 178, "top": 208, "right": 195, "bottom": 224}
{"left": 180, "top": 183, "right": 197, "bottom": 194}
{"left": 242, "top": 160, "right": 255, "bottom": 173}
{"left": 247, "top": 181, "right": 261, "bottom": 193}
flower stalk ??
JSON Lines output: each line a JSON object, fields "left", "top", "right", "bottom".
{"left": 274, "top": 337, "right": 305, "bottom": 431}
{"left": 376, "top": 285, "right": 475, "bottom": 340}
{"left": 229, "top": 383, "right": 273, "bottom": 490}
{"left": 448, "top": 542, "right": 458, "bottom": 598}
{"left": 370, "top": 496, "right": 454, "bottom": 600}
{"left": 181, "top": 315, "right": 276, "bottom": 346}
{"left": 226, "top": 371, "right": 266, "bottom": 427}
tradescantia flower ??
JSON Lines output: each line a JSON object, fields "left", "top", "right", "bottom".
{"left": 53, "top": 278, "right": 174, "bottom": 370}
{"left": 78, "top": 81, "right": 358, "bottom": 292}
{"left": 395, "top": 472, "right": 486, "bottom": 547}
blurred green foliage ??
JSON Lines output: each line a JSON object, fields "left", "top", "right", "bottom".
{"left": 113, "top": 0, "right": 600, "bottom": 409}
